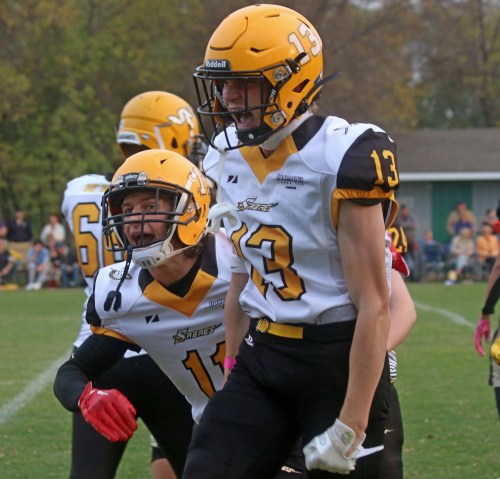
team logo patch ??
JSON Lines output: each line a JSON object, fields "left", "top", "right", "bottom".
{"left": 272, "top": 174, "right": 304, "bottom": 190}
{"left": 208, "top": 298, "right": 225, "bottom": 310}
{"left": 165, "top": 107, "right": 196, "bottom": 130}
{"left": 237, "top": 198, "right": 278, "bottom": 212}
{"left": 108, "top": 268, "right": 132, "bottom": 281}
{"left": 173, "top": 323, "right": 222, "bottom": 344}
{"left": 145, "top": 314, "right": 159, "bottom": 324}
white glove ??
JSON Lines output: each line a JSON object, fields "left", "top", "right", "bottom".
{"left": 303, "top": 419, "right": 366, "bottom": 474}
{"left": 208, "top": 202, "right": 238, "bottom": 233}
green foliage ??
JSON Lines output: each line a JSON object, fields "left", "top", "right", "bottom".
{"left": 1, "top": 0, "right": 499, "bottom": 229}
{"left": 415, "top": 0, "right": 500, "bottom": 128}
{"left": 0, "top": 0, "right": 202, "bottom": 230}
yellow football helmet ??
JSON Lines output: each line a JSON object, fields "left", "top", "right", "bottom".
{"left": 103, "top": 149, "right": 211, "bottom": 268}
{"left": 194, "top": 4, "right": 325, "bottom": 148}
{"left": 116, "top": 91, "right": 206, "bottom": 165}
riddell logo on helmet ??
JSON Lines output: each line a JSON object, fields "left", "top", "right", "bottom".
{"left": 117, "top": 131, "right": 140, "bottom": 144}
{"left": 205, "top": 59, "right": 230, "bottom": 70}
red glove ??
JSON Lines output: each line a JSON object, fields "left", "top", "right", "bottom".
{"left": 390, "top": 244, "right": 410, "bottom": 277}
{"left": 474, "top": 317, "right": 491, "bottom": 356}
{"left": 78, "top": 382, "right": 138, "bottom": 442}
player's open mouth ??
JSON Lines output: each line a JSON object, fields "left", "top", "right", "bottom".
{"left": 232, "top": 112, "right": 257, "bottom": 129}
{"left": 131, "top": 233, "right": 155, "bottom": 245}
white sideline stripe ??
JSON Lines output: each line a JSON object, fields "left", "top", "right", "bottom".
{"left": 414, "top": 301, "right": 475, "bottom": 329}
{"left": 0, "top": 350, "right": 70, "bottom": 425}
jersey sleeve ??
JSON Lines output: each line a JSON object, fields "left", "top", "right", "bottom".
{"left": 332, "top": 128, "right": 399, "bottom": 227}
{"left": 336, "top": 128, "right": 399, "bottom": 196}
{"left": 53, "top": 334, "right": 132, "bottom": 411}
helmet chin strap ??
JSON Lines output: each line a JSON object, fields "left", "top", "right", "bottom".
{"left": 103, "top": 230, "right": 203, "bottom": 312}
{"left": 131, "top": 228, "right": 207, "bottom": 269}
{"left": 104, "top": 245, "right": 134, "bottom": 312}
{"left": 260, "top": 111, "right": 313, "bottom": 151}
{"left": 131, "top": 239, "right": 180, "bottom": 268}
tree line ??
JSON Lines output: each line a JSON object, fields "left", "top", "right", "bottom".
{"left": 1, "top": 0, "right": 499, "bottom": 233}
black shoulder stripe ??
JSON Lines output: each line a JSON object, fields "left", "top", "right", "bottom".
{"left": 337, "top": 129, "right": 399, "bottom": 193}
{"left": 292, "top": 115, "right": 327, "bottom": 151}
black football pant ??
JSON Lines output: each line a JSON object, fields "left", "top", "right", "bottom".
{"left": 183, "top": 319, "right": 390, "bottom": 479}
{"left": 380, "top": 383, "right": 404, "bottom": 479}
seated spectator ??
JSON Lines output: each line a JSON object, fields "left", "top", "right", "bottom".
{"left": 25, "top": 239, "right": 50, "bottom": 291}
{"left": 0, "top": 238, "right": 18, "bottom": 285}
{"left": 0, "top": 218, "right": 7, "bottom": 239}
{"left": 446, "top": 226, "right": 475, "bottom": 285}
{"left": 58, "top": 243, "right": 82, "bottom": 287}
{"left": 475, "top": 221, "right": 499, "bottom": 277}
{"left": 446, "top": 200, "right": 477, "bottom": 238}
{"left": 46, "top": 237, "right": 64, "bottom": 287}
{"left": 419, "top": 229, "right": 445, "bottom": 281}
{"left": 481, "top": 208, "right": 498, "bottom": 228}
{"left": 40, "top": 213, "right": 66, "bottom": 246}
{"left": 45, "top": 240, "right": 81, "bottom": 288}
{"left": 7, "top": 208, "right": 33, "bottom": 267}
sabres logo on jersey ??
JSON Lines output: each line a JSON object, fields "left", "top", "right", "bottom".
{"left": 173, "top": 323, "right": 222, "bottom": 344}
{"left": 109, "top": 268, "right": 132, "bottom": 281}
{"left": 237, "top": 198, "right": 278, "bottom": 212}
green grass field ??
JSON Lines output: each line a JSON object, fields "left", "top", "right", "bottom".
{"left": 0, "top": 283, "right": 498, "bottom": 478}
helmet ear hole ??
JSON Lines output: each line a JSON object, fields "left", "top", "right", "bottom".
{"left": 171, "top": 138, "right": 179, "bottom": 149}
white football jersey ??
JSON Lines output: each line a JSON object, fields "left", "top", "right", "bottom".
{"left": 87, "top": 232, "right": 233, "bottom": 423}
{"left": 61, "top": 174, "right": 125, "bottom": 347}
{"left": 204, "top": 116, "right": 398, "bottom": 325}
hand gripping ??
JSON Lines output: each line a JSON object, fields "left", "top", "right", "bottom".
{"left": 78, "top": 382, "right": 138, "bottom": 442}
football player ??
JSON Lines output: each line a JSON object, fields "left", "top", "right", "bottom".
{"left": 474, "top": 247, "right": 500, "bottom": 418}
{"left": 54, "top": 149, "right": 308, "bottom": 479}
{"left": 59, "top": 91, "right": 204, "bottom": 479}
{"left": 383, "top": 226, "right": 417, "bottom": 479}
{"left": 185, "top": 4, "right": 400, "bottom": 478}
